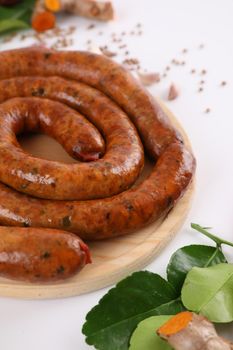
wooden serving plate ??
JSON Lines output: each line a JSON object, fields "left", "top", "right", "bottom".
{"left": 0, "top": 101, "right": 195, "bottom": 299}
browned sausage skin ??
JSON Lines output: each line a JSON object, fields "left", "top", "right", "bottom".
{"left": 0, "top": 142, "right": 194, "bottom": 239}
{"left": 0, "top": 96, "right": 144, "bottom": 200}
{"left": 0, "top": 227, "right": 90, "bottom": 282}
{"left": 0, "top": 48, "right": 182, "bottom": 158}
{"left": 0, "top": 48, "right": 195, "bottom": 282}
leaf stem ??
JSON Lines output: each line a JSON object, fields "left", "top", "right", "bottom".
{"left": 204, "top": 246, "right": 221, "bottom": 267}
{"left": 191, "top": 223, "right": 233, "bottom": 248}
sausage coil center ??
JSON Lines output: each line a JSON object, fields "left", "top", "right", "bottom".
{"left": 0, "top": 48, "right": 195, "bottom": 282}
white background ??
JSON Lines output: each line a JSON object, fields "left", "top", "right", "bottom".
{"left": 0, "top": 0, "right": 233, "bottom": 348}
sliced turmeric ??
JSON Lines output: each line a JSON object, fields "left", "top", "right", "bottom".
{"left": 45, "top": 0, "right": 61, "bottom": 12}
{"left": 32, "top": 0, "right": 56, "bottom": 32}
{"left": 157, "top": 312, "right": 233, "bottom": 350}
{"left": 159, "top": 311, "right": 193, "bottom": 336}
{"left": 32, "top": 11, "right": 56, "bottom": 32}
{"left": 32, "top": 0, "right": 114, "bottom": 33}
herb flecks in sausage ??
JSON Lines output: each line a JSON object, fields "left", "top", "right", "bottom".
{"left": 106, "top": 212, "right": 111, "bottom": 220}
{"left": 20, "top": 184, "right": 28, "bottom": 190}
{"left": 62, "top": 216, "right": 71, "bottom": 228}
{"left": 0, "top": 48, "right": 195, "bottom": 282}
{"left": 124, "top": 201, "right": 134, "bottom": 211}
{"left": 166, "top": 196, "right": 174, "bottom": 207}
{"left": 41, "top": 251, "right": 51, "bottom": 259}
{"left": 31, "top": 87, "right": 45, "bottom": 96}
{"left": 0, "top": 227, "right": 89, "bottom": 282}
{"left": 23, "top": 221, "right": 31, "bottom": 227}
{"left": 56, "top": 265, "right": 65, "bottom": 274}
{"left": 44, "top": 52, "right": 52, "bottom": 59}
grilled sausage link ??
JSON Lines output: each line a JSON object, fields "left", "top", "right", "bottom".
{"left": 0, "top": 96, "right": 143, "bottom": 200}
{"left": 0, "top": 227, "right": 91, "bottom": 282}
{"left": 0, "top": 47, "right": 196, "bottom": 282}
{"left": 0, "top": 142, "right": 194, "bottom": 239}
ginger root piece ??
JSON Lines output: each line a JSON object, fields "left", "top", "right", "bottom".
{"left": 137, "top": 72, "right": 160, "bottom": 86}
{"left": 157, "top": 311, "right": 233, "bottom": 350}
{"left": 168, "top": 83, "right": 179, "bottom": 101}
{"left": 45, "top": 0, "right": 114, "bottom": 21}
{"left": 32, "top": 0, "right": 56, "bottom": 32}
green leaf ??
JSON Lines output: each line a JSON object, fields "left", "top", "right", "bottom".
{"left": 82, "top": 271, "right": 184, "bottom": 350}
{"left": 181, "top": 263, "right": 233, "bottom": 323}
{"left": 0, "top": 18, "right": 29, "bottom": 34}
{"left": 129, "top": 316, "right": 173, "bottom": 350}
{"left": 167, "top": 245, "right": 227, "bottom": 293}
{"left": 0, "top": 0, "right": 35, "bottom": 35}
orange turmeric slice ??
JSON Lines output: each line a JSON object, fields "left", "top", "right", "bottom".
{"left": 158, "top": 311, "right": 193, "bottom": 336}
{"left": 32, "top": 11, "right": 56, "bottom": 32}
{"left": 45, "top": 0, "right": 61, "bottom": 12}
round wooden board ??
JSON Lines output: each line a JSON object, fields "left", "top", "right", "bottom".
{"left": 0, "top": 100, "right": 195, "bottom": 299}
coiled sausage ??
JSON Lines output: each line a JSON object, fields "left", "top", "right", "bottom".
{"left": 0, "top": 47, "right": 195, "bottom": 281}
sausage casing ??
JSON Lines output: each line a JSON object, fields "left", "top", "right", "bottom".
{"left": 0, "top": 48, "right": 196, "bottom": 282}
{"left": 0, "top": 227, "right": 91, "bottom": 282}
